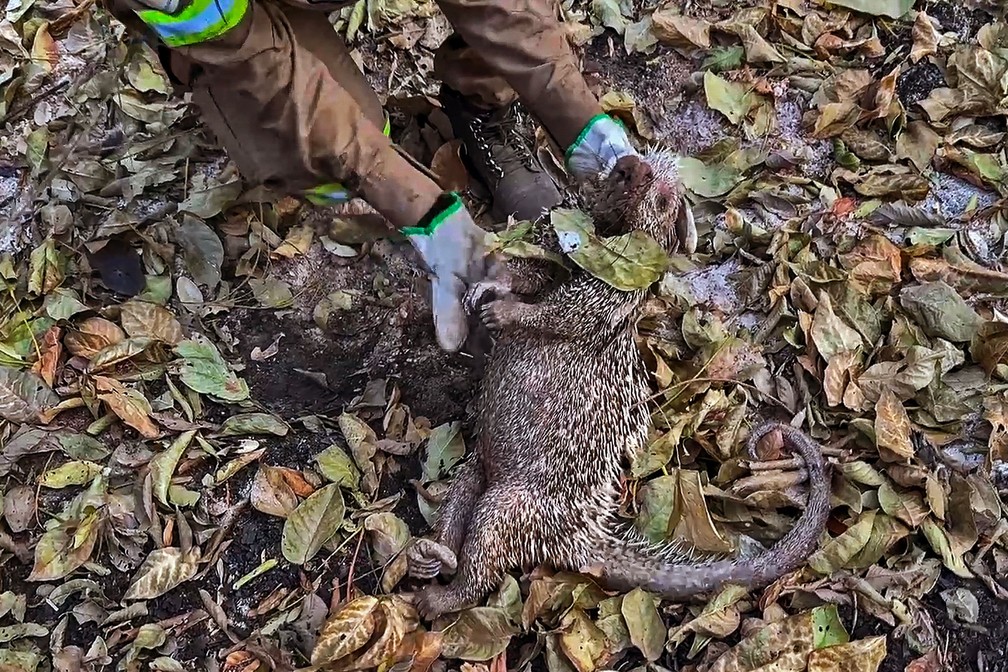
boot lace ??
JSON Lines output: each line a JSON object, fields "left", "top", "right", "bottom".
{"left": 468, "top": 106, "right": 537, "bottom": 182}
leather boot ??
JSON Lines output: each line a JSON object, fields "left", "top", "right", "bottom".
{"left": 438, "top": 85, "right": 562, "bottom": 223}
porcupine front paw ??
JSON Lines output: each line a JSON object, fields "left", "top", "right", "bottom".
{"left": 406, "top": 538, "right": 458, "bottom": 580}
{"left": 479, "top": 299, "right": 516, "bottom": 333}
{"left": 462, "top": 280, "right": 505, "bottom": 315}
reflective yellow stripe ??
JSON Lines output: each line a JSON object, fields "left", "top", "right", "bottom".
{"left": 305, "top": 116, "right": 392, "bottom": 205}
{"left": 135, "top": 0, "right": 249, "bottom": 47}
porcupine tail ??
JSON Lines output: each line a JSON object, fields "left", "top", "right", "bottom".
{"left": 586, "top": 421, "right": 831, "bottom": 600}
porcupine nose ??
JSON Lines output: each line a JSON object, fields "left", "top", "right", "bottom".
{"left": 612, "top": 155, "right": 652, "bottom": 189}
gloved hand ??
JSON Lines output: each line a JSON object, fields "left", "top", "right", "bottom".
{"left": 565, "top": 114, "right": 638, "bottom": 183}
{"left": 403, "top": 193, "right": 494, "bottom": 352}
{"left": 566, "top": 114, "right": 698, "bottom": 255}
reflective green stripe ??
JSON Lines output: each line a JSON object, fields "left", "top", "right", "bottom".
{"left": 135, "top": 0, "right": 249, "bottom": 47}
{"left": 305, "top": 115, "right": 392, "bottom": 205}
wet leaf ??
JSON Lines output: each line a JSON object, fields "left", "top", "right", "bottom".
{"left": 552, "top": 208, "right": 669, "bottom": 291}
{"left": 124, "top": 546, "right": 201, "bottom": 600}
{"left": 281, "top": 483, "right": 345, "bottom": 565}
{"left": 0, "top": 366, "right": 59, "bottom": 423}
{"left": 174, "top": 335, "right": 250, "bottom": 402}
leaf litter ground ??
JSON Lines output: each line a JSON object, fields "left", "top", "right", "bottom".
{"left": 1, "top": 1, "right": 1008, "bottom": 671}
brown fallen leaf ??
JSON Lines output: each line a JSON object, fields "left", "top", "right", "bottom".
{"left": 807, "top": 635, "right": 887, "bottom": 671}
{"left": 874, "top": 388, "right": 914, "bottom": 462}
{"left": 31, "top": 325, "right": 62, "bottom": 387}
{"left": 431, "top": 141, "right": 469, "bottom": 193}
{"left": 910, "top": 10, "right": 939, "bottom": 63}
{"left": 94, "top": 375, "right": 160, "bottom": 439}
{"left": 120, "top": 299, "right": 185, "bottom": 345}
{"left": 64, "top": 317, "right": 126, "bottom": 358}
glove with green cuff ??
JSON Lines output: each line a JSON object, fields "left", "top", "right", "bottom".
{"left": 565, "top": 114, "right": 638, "bottom": 183}
{"left": 403, "top": 193, "right": 493, "bottom": 353}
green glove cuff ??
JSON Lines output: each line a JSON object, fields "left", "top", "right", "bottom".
{"left": 402, "top": 192, "right": 463, "bottom": 237}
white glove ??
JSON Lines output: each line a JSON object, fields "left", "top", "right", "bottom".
{"left": 565, "top": 114, "right": 638, "bottom": 183}
{"left": 403, "top": 193, "right": 493, "bottom": 352}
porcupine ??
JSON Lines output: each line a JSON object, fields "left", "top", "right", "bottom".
{"left": 406, "top": 150, "right": 832, "bottom": 620}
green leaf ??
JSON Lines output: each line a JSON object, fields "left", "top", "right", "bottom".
{"left": 315, "top": 443, "right": 361, "bottom": 491}
{"left": 38, "top": 461, "right": 103, "bottom": 489}
{"left": 42, "top": 288, "right": 88, "bottom": 321}
{"left": 175, "top": 217, "right": 224, "bottom": 289}
{"left": 422, "top": 421, "right": 465, "bottom": 482}
{"left": 27, "top": 510, "right": 100, "bottom": 582}
{"left": 174, "top": 335, "right": 250, "bottom": 402}
{"left": 551, "top": 208, "right": 669, "bottom": 291}
{"left": 281, "top": 483, "right": 345, "bottom": 565}
{"left": 440, "top": 606, "right": 518, "bottom": 661}
{"left": 27, "top": 238, "right": 62, "bottom": 296}
{"left": 899, "top": 281, "right": 984, "bottom": 343}
{"left": 678, "top": 157, "right": 742, "bottom": 198}
{"left": 220, "top": 412, "right": 289, "bottom": 437}
{"left": 812, "top": 604, "right": 849, "bottom": 649}
{"left": 149, "top": 430, "right": 195, "bottom": 507}
{"left": 621, "top": 588, "right": 666, "bottom": 661}
{"left": 703, "top": 70, "right": 752, "bottom": 124}
{"left": 701, "top": 45, "right": 744, "bottom": 73}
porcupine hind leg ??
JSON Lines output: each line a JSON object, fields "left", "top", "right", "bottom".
{"left": 407, "top": 458, "right": 485, "bottom": 579}
{"left": 414, "top": 486, "right": 525, "bottom": 620}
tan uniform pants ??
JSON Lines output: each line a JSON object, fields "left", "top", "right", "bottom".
{"left": 108, "top": 0, "right": 601, "bottom": 230}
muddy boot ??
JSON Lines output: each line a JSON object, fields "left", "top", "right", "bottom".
{"left": 439, "top": 86, "right": 562, "bottom": 223}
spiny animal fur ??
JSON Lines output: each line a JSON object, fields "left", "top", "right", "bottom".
{"left": 406, "top": 150, "right": 832, "bottom": 620}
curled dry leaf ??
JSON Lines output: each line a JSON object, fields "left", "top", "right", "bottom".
{"left": 431, "top": 141, "right": 469, "bottom": 193}
{"left": 339, "top": 413, "right": 379, "bottom": 495}
{"left": 149, "top": 430, "right": 196, "bottom": 507}
{"left": 95, "top": 375, "right": 160, "bottom": 439}
{"left": 250, "top": 464, "right": 299, "bottom": 518}
{"left": 28, "top": 510, "right": 101, "bottom": 582}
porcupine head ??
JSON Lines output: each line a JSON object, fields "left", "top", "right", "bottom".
{"left": 583, "top": 147, "right": 698, "bottom": 257}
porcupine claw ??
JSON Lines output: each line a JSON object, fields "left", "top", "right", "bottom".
{"left": 406, "top": 538, "right": 458, "bottom": 579}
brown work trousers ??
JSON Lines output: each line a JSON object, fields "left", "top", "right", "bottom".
{"left": 108, "top": 0, "right": 600, "bottom": 230}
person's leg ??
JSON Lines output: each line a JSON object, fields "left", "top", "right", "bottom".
{"left": 432, "top": 33, "right": 562, "bottom": 223}
{"left": 434, "top": 0, "right": 602, "bottom": 150}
